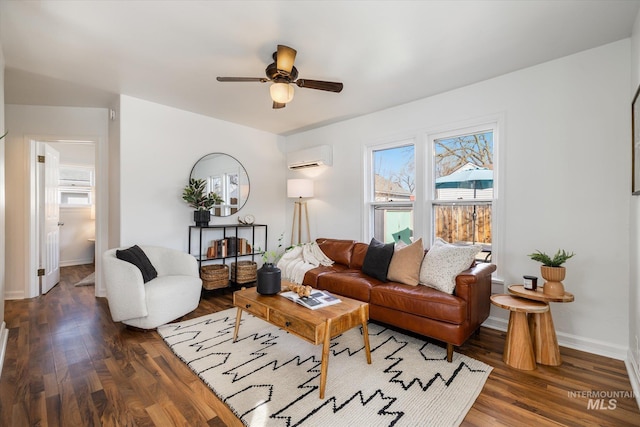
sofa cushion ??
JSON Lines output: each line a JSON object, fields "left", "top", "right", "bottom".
{"left": 348, "top": 242, "right": 369, "bottom": 270}
{"left": 387, "top": 238, "right": 424, "bottom": 286}
{"left": 362, "top": 238, "right": 394, "bottom": 282}
{"left": 302, "top": 264, "right": 350, "bottom": 287}
{"left": 419, "top": 238, "right": 481, "bottom": 294}
{"left": 316, "top": 271, "right": 381, "bottom": 302}
{"left": 316, "top": 238, "right": 356, "bottom": 267}
{"left": 371, "top": 282, "right": 467, "bottom": 324}
{"left": 116, "top": 245, "right": 158, "bottom": 283}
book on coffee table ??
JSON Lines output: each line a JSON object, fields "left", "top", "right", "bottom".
{"left": 280, "top": 290, "right": 341, "bottom": 310}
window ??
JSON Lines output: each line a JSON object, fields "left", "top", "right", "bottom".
{"left": 58, "top": 165, "right": 94, "bottom": 207}
{"left": 367, "top": 143, "right": 415, "bottom": 244}
{"left": 432, "top": 126, "right": 495, "bottom": 262}
{"left": 365, "top": 121, "right": 499, "bottom": 265}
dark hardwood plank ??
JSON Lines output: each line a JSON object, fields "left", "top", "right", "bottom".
{"left": 1, "top": 265, "right": 638, "bottom": 426}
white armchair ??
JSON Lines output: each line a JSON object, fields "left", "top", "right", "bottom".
{"left": 103, "top": 245, "right": 202, "bottom": 329}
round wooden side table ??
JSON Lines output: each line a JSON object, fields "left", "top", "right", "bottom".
{"left": 490, "top": 294, "right": 549, "bottom": 371}
{"left": 508, "top": 285, "right": 574, "bottom": 366}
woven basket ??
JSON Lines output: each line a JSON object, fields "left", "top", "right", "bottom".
{"left": 231, "top": 260, "right": 257, "bottom": 284}
{"left": 200, "top": 264, "right": 229, "bottom": 290}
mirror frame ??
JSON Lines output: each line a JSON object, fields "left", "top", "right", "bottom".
{"left": 189, "top": 153, "right": 250, "bottom": 217}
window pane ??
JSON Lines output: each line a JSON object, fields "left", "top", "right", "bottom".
{"left": 60, "top": 189, "right": 91, "bottom": 206}
{"left": 374, "top": 206, "right": 414, "bottom": 244}
{"left": 433, "top": 130, "right": 493, "bottom": 254}
{"left": 433, "top": 204, "right": 491, "bottom": 245}
{"left": 371, "top": 144, "right": 415, "bottom": 244}
{"left": 434, "top": 131, "right": 493, "bottom": 201}
{"left": 373, "top": 145, "right": 415, "bottom": 202}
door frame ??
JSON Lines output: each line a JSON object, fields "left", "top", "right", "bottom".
{"left": 26, "top": 134, "right": 109, "bottom": 298}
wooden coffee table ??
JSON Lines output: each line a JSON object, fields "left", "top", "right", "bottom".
{"left": 232, "top": 285, "right": 371, "bottom": 399}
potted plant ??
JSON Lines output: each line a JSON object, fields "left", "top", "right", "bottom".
{"left": 182, "top": 178, "right": 223, "bottom": 226}
{"left": 528, "top": 249, "right": 575, "bottom": 296}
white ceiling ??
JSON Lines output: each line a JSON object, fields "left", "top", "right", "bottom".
{"left": 2, "top": 1, "right": 639, "bottom": 136}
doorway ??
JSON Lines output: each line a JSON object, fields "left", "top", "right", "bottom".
{"left": 33, "top": 138, "right": 98, "bottom": 296}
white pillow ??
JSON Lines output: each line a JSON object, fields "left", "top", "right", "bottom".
{"left": 419, "top": 238, "right": 482, "bottom": 294}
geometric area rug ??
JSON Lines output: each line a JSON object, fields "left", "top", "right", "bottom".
{"left": 158, "top": 308, "right": 492, "bottom": 427}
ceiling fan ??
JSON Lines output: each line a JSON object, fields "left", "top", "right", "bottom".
{"left": 216, "top": 45, "right": 343, "bottom": 109}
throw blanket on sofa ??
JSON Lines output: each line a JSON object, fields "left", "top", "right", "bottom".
{"left": 277, "top": 242, "right": 333, "bottom": 284}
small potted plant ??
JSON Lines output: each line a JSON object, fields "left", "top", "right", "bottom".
{"left": 528, "top": 249, "right": 575, "bottom": 296}
{"left": 182, "top": 178, "right": 223, "bottom": 226}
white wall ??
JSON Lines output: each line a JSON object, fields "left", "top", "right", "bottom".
{"left": 628, "top": 7, "right": 640, "bottom": 405}
{"left": 4, "top": 105, "right": 108, "bottom": 299}
{"left": 58, "top": 207, "right": 94, "bottom": 266}
{"left": 117, "top": 95, "right": 287, "bottom": 254}
{"left": 0, "top": 38, "right": 7, "bottom": 371}
{"left": 286, "top": 40, "right": 631, "bottom": 359}
{"left": 108, "top": 98, "right": 120, "bottom": 249}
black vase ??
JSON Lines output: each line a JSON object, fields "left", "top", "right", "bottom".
{"left": 257, "top": 263, "right": 281, "bottom": 295}
{"left": 194, "top": 210, "right": 211, "bottom": 227}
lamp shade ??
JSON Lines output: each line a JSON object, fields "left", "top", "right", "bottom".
{"left": 270, "top": 82, "right": 294, "bottom": 103}
{"left": 287, "top": 179, "right": 314, "bottom": 198}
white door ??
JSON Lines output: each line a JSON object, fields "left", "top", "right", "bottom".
{"left": 42, "top": 143, "right": 61, "bottom": 293}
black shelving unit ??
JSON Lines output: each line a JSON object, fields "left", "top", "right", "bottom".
{"left": 188, "top": 223, "right": 267, "bottom": 286}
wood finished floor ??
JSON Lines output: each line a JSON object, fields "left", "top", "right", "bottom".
{"left": 1, "top": 265, "right": 639, "bottom": 426}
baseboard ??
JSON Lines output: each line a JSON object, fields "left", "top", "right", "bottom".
{"left": 3, "top": 290, "right": 24, "bottom": 300}
{"left": 60, "top": 258, "right": 93, "bottom": 267}
{"left": 625, "top": 349, "right": 640, "bottom": 410}
{"left": 482, "top": 315, "right": 628, "bottom": 360}
{"left": 0, "top": 322, "right": 8, "bottom": 378}
{"left": 482, "top": 315, "right": 508, "bottom": 332}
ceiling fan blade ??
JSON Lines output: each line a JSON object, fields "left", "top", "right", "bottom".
{"left": 272, "top": 101, "right": 286, "bottom": 109}
{"left": 276, "top": 45, "right": 297, "bottom": 75}
{"left": 295, "top": 79, "right": 343, "bottom": 93}
{"left": 216, "top": 77, "right": 268, "bottom": 83}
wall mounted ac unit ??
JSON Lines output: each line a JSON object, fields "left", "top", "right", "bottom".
{"left": 287, "top": 145, "right": 333, "bottom": 170}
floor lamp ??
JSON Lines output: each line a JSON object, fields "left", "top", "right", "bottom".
{"left": 287, "top": 179, "right": 314, "bottom": 245}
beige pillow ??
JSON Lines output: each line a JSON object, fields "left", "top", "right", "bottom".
{"left": 419, "top": 238, "right": 482, "bottom": 294}
{"left": 387, "top": 238, "right": 424, "bottom": 286}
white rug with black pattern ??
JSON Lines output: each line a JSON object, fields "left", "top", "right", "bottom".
{"left": 157, "top": 308, "right": 492, "bottom": 427}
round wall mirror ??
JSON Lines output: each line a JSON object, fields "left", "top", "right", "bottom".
{"left": 190, "top": 153, "right": 250, "bottom": 217}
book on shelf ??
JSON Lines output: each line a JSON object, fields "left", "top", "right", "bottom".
{"left": 227, "top": 237, "right": 238, "bottom": 256}
{"left": 206, "top": 245, "right": 216, "bottom": 259}
{"left": 280, "top": 290, "right": 341, "bottom": 310}
{"left": 206, "top": 237, "right": 253, "bottom": 258}
{"left": 219, "top": 239, "right": 228, "bottom": 257}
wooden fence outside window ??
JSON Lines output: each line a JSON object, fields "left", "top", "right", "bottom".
{"left": 434, "top": 204, "right": 492, "bottom": 245}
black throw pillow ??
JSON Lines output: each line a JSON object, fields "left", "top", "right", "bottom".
{"left": 116, "top": 245, "right": 158, "bottom": 283}
{"left": 362, "top": 238, "right": 395, "bottom": 282}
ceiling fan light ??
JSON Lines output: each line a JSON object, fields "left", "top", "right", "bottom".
{"left": 277, "top": 45, "right": 297, "bottom": 74}
{"left": 270, "top": 82, "right": 294, "bottom": 104}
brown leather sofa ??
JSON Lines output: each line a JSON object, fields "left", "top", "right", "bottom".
{"left": 303, "top": 238, "right": 497, "bottom": 362}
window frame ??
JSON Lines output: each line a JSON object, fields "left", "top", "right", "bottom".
{"left": 363, "top": 117, "right": 503, "bottom": 281}
{"left": 364, "top": 138, "right": 416, "bottom": 243}
{"left": 427, "top": 120, "right": 500, "bottom": 268}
